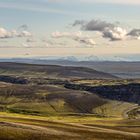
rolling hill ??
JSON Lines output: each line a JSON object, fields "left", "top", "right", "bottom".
{"left": 0, "top": 63, "right": 139, "bottom": 118}
{"left": 0, "top": 62, "right": 140, "bottom": 140}
{"left": 0, "top": 62, "right": 117, "bottom": 79}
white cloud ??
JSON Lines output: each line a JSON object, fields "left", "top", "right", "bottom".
{"left": 18, "top": 31, "right": 32, "bottom": 37}
{"left": 26, "top": 38, "right": 36, "bottom": 43}
{"left": 73, "top": 20, "right": 114, "bottom": 31}
{"left": 103, "top": 27, "right": 127, "bottom": 41}
{"left": 0, "top": 27, "right": 32, "bottom": 39}
{"left": 0, "top": 28, "right": 13, "bottom": 38}
{"left": 51, "top": 31, "right": 96, "bottom": 46}
{"left": 76, "top": 38, "right": 96, "bottom": 45}
{"left": 51, "top": 31, "right": 82, "bottom": 38}
{"left": 128, "top": 29, "right": 140, "bottom": 39}
{"left": 51, "top": 31, "right": 72, "bottom": 38}
{"left": 73, "top": 19, "right": 140, "bottom": 41}
{"left": 22, "top": 43, "right": 30, "bottom": 47}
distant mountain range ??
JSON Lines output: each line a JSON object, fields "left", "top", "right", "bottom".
{"left": 0, "top": 54, "right": 140, "bottom": 62}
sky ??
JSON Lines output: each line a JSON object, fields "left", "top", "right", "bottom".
{"left": 0, "top": 0, "right": 140, "bottom": 58}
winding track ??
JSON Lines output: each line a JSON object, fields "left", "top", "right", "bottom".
{"left": 122, "top": 105, "right": 139, "bottom": 119}
{"left": 0, "top": 116, "right": 140, "bottom": 138}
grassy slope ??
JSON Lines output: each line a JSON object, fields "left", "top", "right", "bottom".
{"left": 0, "top": 80, "right": 138, "bottom": 139}
{"left": 0, "top": 112, "right": 140, "bottom": 140}
{"left": 0, "top": 82, "right": 136, "bottom": 118}
{"left": 0, "top": 83, "right": 107, "bottom": 116}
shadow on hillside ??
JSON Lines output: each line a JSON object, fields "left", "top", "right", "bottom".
{"left": 65, "top": 83, "right": 140, "bottom": 104}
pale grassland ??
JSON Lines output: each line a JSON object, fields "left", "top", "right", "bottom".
{"left": 0, "top": 111, "right": 122, "bottom": 125}
{"left": 0, "top": 112, "right": 140, "bottom": 140}
{"left": 93, "top": 101, "right": 137, "bottom": 117}
{"left": 73, "top": 79, "right": 140, "bottom": 86}
{"left": 8, "top": 99, "right": 74, "bottom": 115}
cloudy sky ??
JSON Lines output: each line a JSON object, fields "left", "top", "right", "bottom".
{"left": 0, "top": 0, "right": 140, "bottom": 58}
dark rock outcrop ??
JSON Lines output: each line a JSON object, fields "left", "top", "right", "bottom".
{"left": 0, "top": 75, "right": 29, "bottom": 84}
